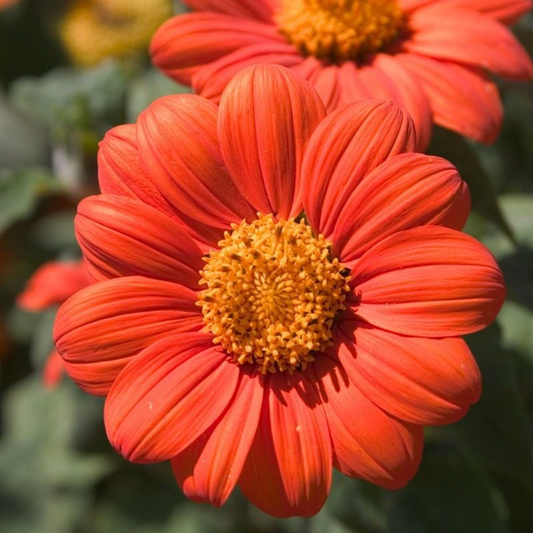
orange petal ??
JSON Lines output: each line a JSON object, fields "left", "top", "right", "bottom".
{"left": 336, "top": 321, "right": 482, "bottom": 425}
{"left": 337, "top": 61, "right": 373, "bottom": 103}
{"left": 137, "top": 94, "right": 256, "bottom": 232}
{"left": 171, "top": 367, "right": 264, "bottom": 506}
{"left": 441, "top": 0, "right": 532, "bottom": 24}
{"left": 301, "top": 100, "right": 416, "bottom": 238}
{"left": 151, "top": 12, "right": 282, "bottom": 84}
{"left": 400, "top": 0, "right": 533, "bottom": 24}
{"left": 404, "top": 6, "right": 533, "bottom": 80}
{"left": 17, "top": 260, "right": 89, "bottom": 311}
{"left": 349, "top": 226, "right": 506, "bottom": 337}
{"left": 307, "top": 64, "right": 343, "bottom": 112}
{"left": 193, "top": 42, "right": 304, "bottom": 103}
{"left": 239, "top": 371, "right": 332, "bottom": 518}
{"left": 54, "top": 277, "right": 203, "bottom": 396}
{"left": 293, "top": 55, "right": 328, "bottom": 84}
{"left": 332, "top": 152, "right": 470, "bottom": 265}
{"left": 397, "top": 54, "right": 503, "bottom": 144}
{"left": 43, "top": 350, "right": 64, "bottom": 389}
{"left": 218, "top": 64, "right": 326, "bottom": 219}
{"left": 313, "top": 355, "right": 423, "bottom": 489}
{"left": 184, "top": 0, "right": 277, "bottom": 22}
{"left": 367, "top": 55, "right": 433, "bottom": 151}
{"left": 76, "top": 195, "right": 203, "bottom": 288}
{"left": 104, "top": 334, "right": 239, "bottom": 463}
{"left": 98, "top": 124, "right": 215, "bottom": 250}
{"left": 335, "top": 58, "right": 432, "bottom": 149}
{"left": 98, "top": 125, "right": 174, "bottom": 217}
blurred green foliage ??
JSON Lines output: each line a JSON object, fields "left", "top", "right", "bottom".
{"left": 1, "top": 2, "right": 533, "bottom": 533}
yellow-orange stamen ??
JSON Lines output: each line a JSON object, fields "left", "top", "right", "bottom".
{"left": 276, "top": 0, "right": 406, "bottom": 61}
{"left": 198, "top": 214, "right": 350, "bottom": 374}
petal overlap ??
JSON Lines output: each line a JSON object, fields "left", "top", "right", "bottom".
{"left": 400, "top": 0, "right": 532, "bottom": 24}
{"left": 183, "top": 0, "right": 278, "bottom": 22}
{"left": 301, "top": 101, "right": 416, "bottom": 238}
{"left": 98, "top": 124, "right": 177, "bottom": 218}
{"left": 54, "top": 277, "right": 203, "bottom": 395}
{"left": 171, "top": 367, "right": 264, "bottom": 506}
{"left": 104, "top": 334, "right": 239, "bottom": 463}
{"left": 336, "top": 321, "right": 482, "bottom": 425}
{"left": 151, "top": 13, "right": 283, "bottom": 84}
{"left": 218, "top": 64, "right": 326, "bottom": 218}
{"left": 313, "top": 355, "right": 423, "bottom": 488}
{"left": 137, "top": 94, "right": 256, "bottom": 232}
{"left": 239, "top": 371, "right": 332, "bottom": 518}
{"left": 405, "top": 6, "right": 533, "bottom": 80}
{"left": 349, "top": 227, "right": 506, "bottom": 337}
{"left": 397, "top": 54, "right": 503, "bottom": 143}
{"left": 331, "top": 152, "right": 470, "bottom": 264}
{"left": 76, "top": 195, "right": 203, "bottom": 288}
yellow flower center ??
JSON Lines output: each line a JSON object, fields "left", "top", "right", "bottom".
{"left": 60, "top": 0, "right": 173, "bottom": 67}
{"left": 276, "top": 0, "right": 406, "bottom": 61}
{"left": 198, "top": 214, "right": 350, "bottom": 374}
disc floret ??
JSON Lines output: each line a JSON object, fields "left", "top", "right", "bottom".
{"left": 198, "top": 214, "right": 350, "bottom": 373}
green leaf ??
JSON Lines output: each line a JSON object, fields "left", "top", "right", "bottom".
{"left": 0, "top": 377, "right": 112, "bottom": 533}
{"left": 166, "top": 505, "right": 235, "bottom": 533}
{"left": 500, "top": 196, "right": 533, "bottom": 246}
{"left": 30, "top": 210, "right": 78, "bottom": 252}
{"left": 324, "top": 472, "right": 385, "bottom": 533}
{"left": 0, "top": 167, "right": 62, "bottom": 235}
{"left": 482, "top": 195, "right": 533, "bottom": 257}
{"left": 29, "top": 308, "right": 57, "bottom": 368}
{"left": 174, "top": 0, "right": 191, "bottom": 14}
{"left": 386, "top": 450, "right": 509, "bottom": 533}
{"left": 9, "top": 61, "right": 133, "bottom": 130}
{"left": 6, "top": 307, "right": 43, "bottom": 344}
{"left": 0, "top": 92, "right": 49, "bottom": 168}
{"left": 127, "top": 68, "right": 192, "bottom": 122}
{"left": 498, "top": 301, "right": 533, "bottom": 364}
{"left": 481, "top": 195, "right": 533, "bottom": 311}
{"left": 309, "top": 509, "right": 360, "bottom": 533}
{"left": 429, "top": 127, "right": 516, "bottom": 243}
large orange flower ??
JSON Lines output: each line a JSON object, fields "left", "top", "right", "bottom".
{"left": 54, "top": 65, "right": 505, "bottom": 517}
{"left": 151, "top": 0, "right": 533, "bottom": 149}
{"left": 18, "top": 260, "right": 90, "bottom": 388}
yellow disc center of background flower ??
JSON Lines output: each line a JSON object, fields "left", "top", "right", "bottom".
{"left": 60, "top": 0, "right": 173, "bottom": 67}
{"left": 276, "top": 0, "right": 406, "bottom": 61}
{"left": 198, "top": 214, "right": 350, "bottom": 374}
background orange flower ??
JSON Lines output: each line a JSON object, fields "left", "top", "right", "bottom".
{"left": 151, "top": 0, "right": 533, "bottom": 149}
{"left": 17, "top": 260, "right": 90, "bottom": 387}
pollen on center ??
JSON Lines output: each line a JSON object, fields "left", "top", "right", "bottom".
{"left": 198, "top": 214, "right": 350, "bottom": 374}
{"left": 276, "top": 0, "right": 407, "bottom": 62}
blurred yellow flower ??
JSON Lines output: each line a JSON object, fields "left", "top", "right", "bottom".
{"left": 60, "top": 0, "right": 173, "bottom": 67}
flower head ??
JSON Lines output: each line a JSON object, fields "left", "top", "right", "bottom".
{"left": 151, "top": 0, "right": 533, "bottom": 149}
{"left": 60, "top": 0, "right": 173, "bottom": 67}
{"left": 54, "top": 65, "right": 505, "bottom": 517}
{"left": 18, "top": 260, "right": 90, "bottom": 388}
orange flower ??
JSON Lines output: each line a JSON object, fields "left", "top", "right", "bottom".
{"left": 18, "top": 260, "right": 90, "bottom": 388}
{"left": 54, "top": 65, "right": 505, "bottom": 517}
{"left": 151, "top": 0, "right": 533, "bottom": 149}
{"left": 0, "top": 0, "right": 19, "bottom": 9}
